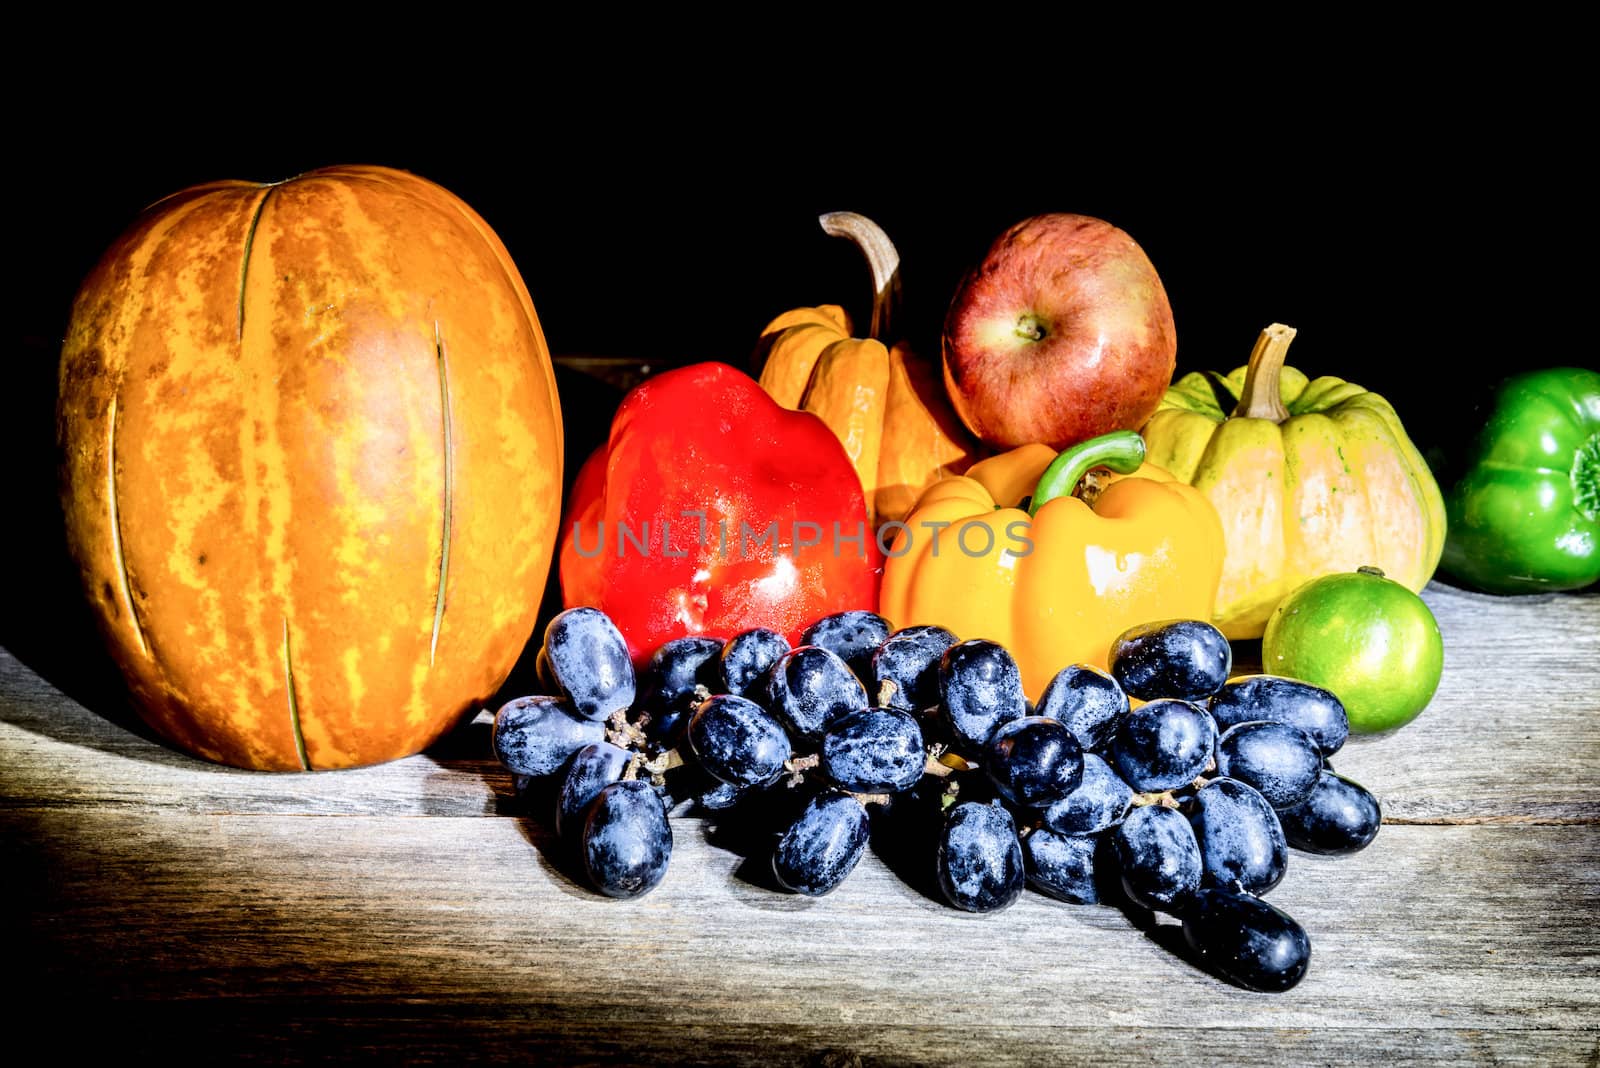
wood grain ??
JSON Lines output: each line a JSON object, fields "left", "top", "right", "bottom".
{"left": 3, "top": 581, "right": 1598, "bottom": 1065}
{"left": 7, "top": 812, "right": 1598, "bottom": 1063}
{"left": 5, "top": 584, "right": 1594, "bottom": 822}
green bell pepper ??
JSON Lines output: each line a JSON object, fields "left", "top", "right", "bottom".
{"left": 1438, "top": 367, "right": 1600, "bottom": 594}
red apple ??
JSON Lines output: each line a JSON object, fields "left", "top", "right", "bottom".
{"left": 942, "top": 214, "right": 1177, "bottom": 450}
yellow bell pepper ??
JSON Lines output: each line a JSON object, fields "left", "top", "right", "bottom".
{"left": 879, "top": 431, "right": 1225, "bottom": 699}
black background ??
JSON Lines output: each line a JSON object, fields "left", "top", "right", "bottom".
{"left": 14, "top": 76, "right": 1578, "bottom": 448}
{"left": 5, "top": 54, "right": 1586, "bottom": 710}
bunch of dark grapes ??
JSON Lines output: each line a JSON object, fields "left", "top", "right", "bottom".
{"left": 491, "top": 608, "right": 1381, "bottom": 993}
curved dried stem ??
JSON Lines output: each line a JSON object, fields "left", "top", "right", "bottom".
{"left": 819, "top": 211, "right": 902, "bottom": 341}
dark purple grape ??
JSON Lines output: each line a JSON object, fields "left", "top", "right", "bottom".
{"left": 869, "top": 625, "right": 958, "bottom": 711}
{"left": 542, "top": 607, "right": 637, "bottom": 721}
{"left": 658, "top": 759, "right": 767, "bottom": 816}
{"left": 719, "top": 628, "right": 791, "bottom": 699}
{"left": 772, "top": 791, "right": 872, "bottom": 896}
{"left": 1108, "top": 619, "right": 1232, "bottom": 701}
{"left": 802, "top": 610, "right": 893, "bottom": 683}
{"left": 556, "top": 741, "right": 633, "bottom": 838}
{"left": 695, "top": 777, "right": 747, "bottom": 812}
{"left": 1187, "top": 778, "right": 1288, "bottom": 895}
{"left": 636, "top": 636, "right": 724, "bottom": 747}
{"left": 1216, "top": 720, "right": 1323, "bottom": 809}
{"left": 1183, "top": 887, "right": 1311, "bottom": 992}
{"left": 1278, "top": 769, "right": 1382, "bottom": 855}
{"left": 492, "top": 695, "right": 606, "bottom": 779}
{"left": 535, "top": 646, "right": 559, "bottom": 695}
{"left": 1109, "top": 698, "right": 1217, "bottom": 792}
{"left": 1035, "top": 664, "right": 1130, "bottom": 751}
{"left": 686, "top": 694, "right": 791, "bottom": 788}
{"left": 764, "top": 645, "right": 868, "bottom": 742}
{"left": 820, "top": 706, "right": 925, "bottom": 793}
{"left": 1210, "top": 675, "right": 1349, "bottom": 756}
{"left": 1113, "top": 803, "right": 1202, "bottom": 913}
{"left": 1038, "top": 754, "right": 1133, "bottom": 835}
{"left": 581, "top": 780, "right": 672, "bottom": 899}
{"left": 984, "top": 716, "right": 1084, "bottom": 807}
{"left": 1023, "top": 827, "right": 1102, "bottom": 904}
{"left": 938, "top": 639, "right": 1026, "bottom": 756}
{"left": 937, "top": 801, "right": 1025, "bottom": 913}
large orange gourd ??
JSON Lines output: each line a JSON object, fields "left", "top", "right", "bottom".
{"left": 56, "top": 166, "right": 564, "bottom": 771}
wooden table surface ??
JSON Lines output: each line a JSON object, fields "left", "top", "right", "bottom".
{"left": 4, "top": 581, "right": 1598, "bottom": 1066}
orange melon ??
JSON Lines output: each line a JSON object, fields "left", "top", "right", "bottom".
{"left": 56, "top": 165, "right": 563, "bottom": 770}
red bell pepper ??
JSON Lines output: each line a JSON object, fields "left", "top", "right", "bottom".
{"left": 560, "top": 362, "right": 881, "bottom": 662}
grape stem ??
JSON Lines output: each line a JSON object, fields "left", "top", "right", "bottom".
{"left": 638, "top": 749, "right": 685, "bottom": 777}
{"left": 784, "top": 752, "right": 819, "bottom": 788}
{"left": 606, "top": 708, "right": 649, "bottom": 752}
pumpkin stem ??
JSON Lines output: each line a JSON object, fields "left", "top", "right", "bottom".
{"left": 819, "top": 212, "right": 901, "bottom": 341}
{"left": 1231, "top": 323, "right": 1298, "bottom": 422}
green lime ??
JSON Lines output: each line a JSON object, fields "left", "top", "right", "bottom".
{"left": 1261, "top": 566, "right": 1444, "bottom": 734}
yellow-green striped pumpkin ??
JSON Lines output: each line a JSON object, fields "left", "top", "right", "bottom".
{"left": 1141, "top": 324, "right": 1445, "bottom": 640}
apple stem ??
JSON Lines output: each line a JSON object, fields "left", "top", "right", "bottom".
{"left": 819, "top": 212, "right": 901, "bottom": 341}
{"left": 1030, "top": 431, "right": 1147, "bottom": 516}
{"left": 1231, "top": 323, "right": 1298, "bottom": 422}
{"left": 1014, "top": 313, "right": 1047, "bottom": 342}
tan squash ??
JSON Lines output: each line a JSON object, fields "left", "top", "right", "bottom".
{"left": 754, "top": 213, "right": 981, "bottom": 522}
{"left": 755, "top": 305, "right": 851, "bottom": 409}
{"left": 800, "top": 335, "right": 892, "bottom": 504}
{"left": 1141, "top": 323, "right": 1446, "bottom": 639}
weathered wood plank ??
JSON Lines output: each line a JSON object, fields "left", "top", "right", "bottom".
{"left": 1320, "top": 584, "right": 1600, "bottom": 824}
{"left": 32, "top": 1007, "right": 1600, "bottom": 1068}
{"left": 7, "top": 811, "right": 1598, "bottom": 1042}
{"left": 3, "top": 583, "right": 1598, "bottom": 1063}
{"left": 4, "top": 584, "right": 1596, "bottom": 823}
{"left": 0, "top": 645, "right": 506, "bottom": 816}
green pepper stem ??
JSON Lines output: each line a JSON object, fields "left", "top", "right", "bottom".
{"left": 1030, "top": 431, "right": 1147, "bottom": 516}
{"left": 1575, "top": 432, "right": 1600, "bottom": 522}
